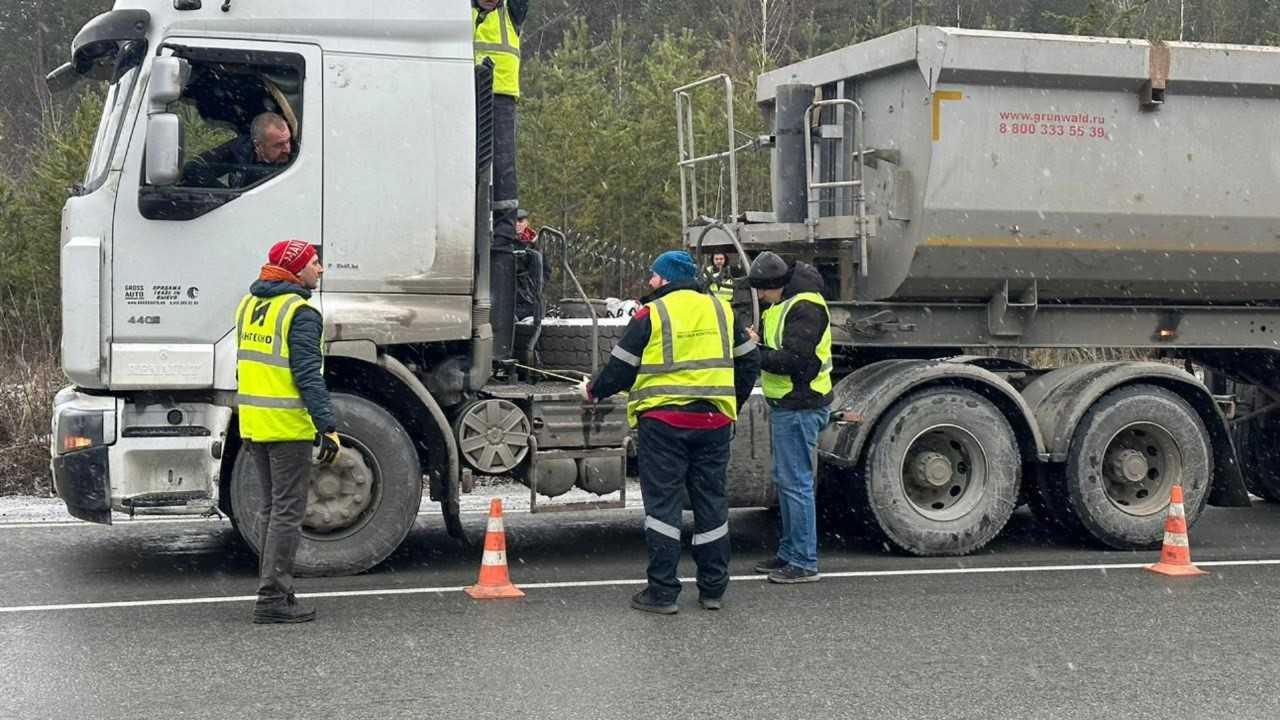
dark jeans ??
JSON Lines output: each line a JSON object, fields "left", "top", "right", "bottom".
{"left": 245, "top": 440, "right": 313, "bottom": 604}
{"left": 637, "top": 417, "right": 732, "bottom": 602}
{"left": 492, "top": 94, "right": 519, "bottom": 249}
{"left": 515, "top": 248, "right": 545, "bottom": 320}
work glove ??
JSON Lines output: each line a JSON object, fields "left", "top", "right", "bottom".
{"left": 314, "top": 430, "right": 342, "bottom": 464}
{"left": 576, "top": 377, "right": 592, "bottom": 402}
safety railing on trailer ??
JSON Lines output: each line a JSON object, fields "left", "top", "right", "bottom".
{"left": 804, "top": 98, "right": 870, "bottom": 275}
{"left": 674, "top": 74, "right": 756, "bottom": 234}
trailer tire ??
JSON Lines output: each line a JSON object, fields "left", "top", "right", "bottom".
{"left": 1038, "top": 385, "right": 1210, "bottom": 549}
{"left": 852, "top": 387, "right": 1021, "bottom": 556}
{"left": 230, "top": 393, "right": 422, "bottom": 577}
{"left": 1230, "top": 384, "right": 1280, "bottom": 502}
{"left": 529, "top": 322, "right": 628, "bottom": 374}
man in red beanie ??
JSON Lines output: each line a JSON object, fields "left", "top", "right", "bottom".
{"left": 235, "top": 239, "right": 338, "bottom": 624}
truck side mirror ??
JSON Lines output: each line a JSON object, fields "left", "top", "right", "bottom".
{"left": 144, "top": 56, "right": 189, "bottom": 187}
{"left": 145, "top": 113, "right": 183, "bottom": 186}
{"left": 148, "top": 56, "right": 189, "bottom": 110}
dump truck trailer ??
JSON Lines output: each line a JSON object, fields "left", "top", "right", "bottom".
{"left": 678, "top": 26, "right": 1279, "bottom": 554}
{"left": 44, "top": 4, "right": 1274, "bottom": 573}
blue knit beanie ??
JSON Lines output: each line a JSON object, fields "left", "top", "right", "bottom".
{"left": 650, "top": 250, "right": 698, "bottom": 282}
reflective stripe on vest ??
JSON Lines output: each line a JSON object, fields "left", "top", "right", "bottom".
{"left": 760, "top": 291, "right": 833, "bottom": 401}
{"left": 627, "top": 289, "right": 737, "bottom": 427}
{"left": 473, "top": 5, "right": 521, "bottom": 98}
{"left": 705, "top": 266, "right": 736, "bottom": 302}
{"left": 235, "top": 292, "right": 318, "bottom": 442}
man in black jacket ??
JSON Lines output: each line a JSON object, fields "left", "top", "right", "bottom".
{"left": 581, "top": 251, "right": 760, "bottom": 613}
{"left": 747, "top": 252, "right": 833, "bottom": 584}
{"left": 235, "top": 239, "right": 339, "bottom": 623}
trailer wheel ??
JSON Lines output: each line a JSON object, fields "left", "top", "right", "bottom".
{"left": 1230, "top": 384, "right": 1280, "bottom": 502}
{"left": 853, "top": 387, "right": 1021, "bottom": 556}
{"left": 230, "top": 393, "right": 422, "bottom": 576}
{"left": 1038, "top": 385, "right": 1210, "bottom": 549}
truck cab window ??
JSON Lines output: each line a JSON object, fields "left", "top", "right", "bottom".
{"left": 140, "top": 50, "right": 303, "bottom": 220}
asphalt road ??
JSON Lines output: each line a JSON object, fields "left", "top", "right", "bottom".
{"left": 3, "top": 500, "right": 1280, "bottom": 720}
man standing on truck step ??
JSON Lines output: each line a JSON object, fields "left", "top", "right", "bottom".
{"left": 579, "top": 251, "right": 760, "bottom": 614}
{"left": 236, "top": 239, "right": 340, "bottom": 624}
{"left": 746, "top": 251, "right": 833, "bottom": 584}
{"left": 474, "top": 0, "right": 529, "bottom": 358}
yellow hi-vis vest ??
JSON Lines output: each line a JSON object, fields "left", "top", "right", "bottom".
{"left": 627, "top": 289, "right": 738, "bottom": 427}
{"left": 235, "top": 292, "right": 318, "bottom": 442}
{"left": 705, "top": 266, "right": 736, "bottom": 302}
{"left": 760, "top": 291, "right": 833, "bottom": 401}
{"left": 473, "top": 5, "right": 521, "bottom": 98}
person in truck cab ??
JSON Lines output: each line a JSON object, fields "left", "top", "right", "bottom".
{"left": 235, "top": 239, "right": 340, "bottom": 624}
{"left": 184, "top": 112, "right": 293, "bottom": 188}
{"left": 580, "top": 251, "right": 760, "bottom": 614}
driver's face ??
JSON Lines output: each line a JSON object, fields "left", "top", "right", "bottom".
{"left": 256, "top": 125, "right": 293, "bottom": 164}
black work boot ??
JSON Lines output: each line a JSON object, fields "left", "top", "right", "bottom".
{"left": 253, "top": 597, "right": 316, "bottom": 624}
{"left": 630, "top": 589, "right": 678, "bottom": 615}
{"left": 754, "top": 556, "right": 788, "bottom": 574}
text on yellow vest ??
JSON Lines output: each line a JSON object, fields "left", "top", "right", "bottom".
{"left": 473, "top": 5, "right": 521, "bottom": 98}
{"left": 628, "top": 289, "right": 737, "bottom": 427}
{"left": 235, "top": 293, "right": 319, "bottom": 442}
{"left": 760, "top": 291, "right": 833, "bottom": 400}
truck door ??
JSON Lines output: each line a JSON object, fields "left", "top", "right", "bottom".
{"left": 110, "top": 40, "right": 323, "bottom": 389}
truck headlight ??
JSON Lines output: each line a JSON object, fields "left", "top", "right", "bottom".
{"left": 56, "top": 408, "right": 105, "bottom": 455}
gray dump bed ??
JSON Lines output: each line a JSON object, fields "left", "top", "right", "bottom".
{"left": 756, "top": 26, "right": 1280, "bottom": 303}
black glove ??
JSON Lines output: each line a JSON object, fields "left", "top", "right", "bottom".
{"left": 314, "top": 430, "right": 341, "bottom": 464}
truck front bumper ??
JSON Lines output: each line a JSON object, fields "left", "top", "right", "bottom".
{"left": 51, "top": 446, "right": 112, "bottom": 524}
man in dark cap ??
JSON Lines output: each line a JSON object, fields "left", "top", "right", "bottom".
{"left": 746, "top": 251, "right": 832, "bottom": 584}
{"left": 580, "top": 250, "right": 760, "bottom": 614}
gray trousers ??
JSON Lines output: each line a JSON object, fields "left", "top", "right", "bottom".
{"left": 245, "top": 440, "right": 312, "bottom": 603}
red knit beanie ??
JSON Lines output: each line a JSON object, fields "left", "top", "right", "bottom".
{"left": 267, "top": 239, "right": 316, "bottom": 275}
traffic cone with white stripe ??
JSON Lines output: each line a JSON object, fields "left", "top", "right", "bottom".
{"left": 465, "top": 498, "right": 525, "bottom": 599}
{"left": 1145, "top": 484, "right": 1208, "bottom": 577}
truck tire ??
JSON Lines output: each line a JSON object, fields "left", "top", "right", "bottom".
{"left": 230, "top": 393, "right": 423, "bottom": 576}
{"left": 532, "top": 322, "right": 628, "bottom": 374}
{"left": 851, "top": 387, "right": 1021, "bottom": 556}
{"left": 1034, "top": 385, "right": 1210, "bottom": 549}
{"left": 1230, "top": 383, "right": 1280, "bottom": 502}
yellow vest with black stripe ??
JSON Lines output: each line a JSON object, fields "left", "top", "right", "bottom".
{"left": 473, "top": 5, "right": 521, "bottom": 98}
{"left": 628, "top": 289, "right": 737, "bottom": 427}
{"left": 761, "top": 292, "right": 833, "bottom": 400}
{"left": 235, "top": 292, "right": 318, "bottom": 442}
{"left": 704, "top": 266, "right": 735, "bottom": 302}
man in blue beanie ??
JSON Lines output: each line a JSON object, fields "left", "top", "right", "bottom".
{"left": 579, "top": 250, "right": 760, "bottom": 614}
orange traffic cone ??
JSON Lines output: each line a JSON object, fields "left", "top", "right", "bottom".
{"left": 465, "top": 498, "right": 525, "bottom": 599}
{"left": 1146, "top": 484, "right": 1208, "bottom": 577}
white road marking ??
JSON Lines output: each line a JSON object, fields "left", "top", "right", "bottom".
{"left": 0, "top": 558, "right": 1275, "bottom": 615}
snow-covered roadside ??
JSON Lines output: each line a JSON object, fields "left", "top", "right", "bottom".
{"left": 0, "top": 479, "right": 646, "bottom": 526}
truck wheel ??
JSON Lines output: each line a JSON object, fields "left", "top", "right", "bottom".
{"left": 1038, "top": 385, "right": 1210, "bottom": 549}
{"left": 230, "top": 393, "right": 422, "bottom": 576}
{"left": 533, "top": 322, "right": 628, "bottom": 374}
{"left": 1230, "top": 383, "right": 1280, "bottom": 501}
{"left": 853, "top": 387, "right": 1021, "bottom": 556}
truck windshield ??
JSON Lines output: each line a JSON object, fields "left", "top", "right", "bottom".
{"left": 81, "top": 48, "right": 143, "bottom": 194}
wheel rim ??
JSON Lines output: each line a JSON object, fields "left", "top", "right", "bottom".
{"left": 457, "top": 399, "right": 531, "bottom": 474}
{"left": 303, "top": 435, "right": 382, "bottom": 540}
{"left": 1101, "top": 421, "right": 1182, "bottom": 516}
{"left": 898, "top": 423, "right": 989, "bottom": 521}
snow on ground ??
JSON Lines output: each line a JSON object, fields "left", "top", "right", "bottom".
{"left": 0, "top": 478, "right": 644, "bottom": 525}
